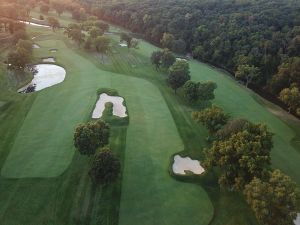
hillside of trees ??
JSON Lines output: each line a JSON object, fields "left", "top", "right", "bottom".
{"left": 80, "top": 0, "right": 300, "bottom": 115}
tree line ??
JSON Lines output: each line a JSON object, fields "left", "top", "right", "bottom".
{"left": 192, "top": 106, "right": 299, "bottom": 225}
{"left": 78, "top": 0, "right": 300, "bottom": 116}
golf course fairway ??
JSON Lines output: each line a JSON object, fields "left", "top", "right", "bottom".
{"left": 0, "top": 16, "right": 299, "bottom": 225}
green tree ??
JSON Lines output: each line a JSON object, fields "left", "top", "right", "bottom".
{"left": 205, "top": 122, "right": 273, "bottom": 190}
{"left": 94, "top": 36, "right": 110, "bottom": 61}
{"left": 89, "top": 27, "right": 103, "bottom": 39}
{"left": 235, "top": 64, "right": 260, "bottom": 87}
{"left": 161, "top": 48, "right": 175, "bottom": 68}
{"left": 198, "top": 81, "right": 217, "bottom": 101}
{"left": 40, "top": 4, "right": 49, "bottom": 14}
{"left": 74, "top": 120, "right": 110, "bottom": 156}
{"left": 216, "top": 118, "right": 248, "bottom": 140}
{"left": 150, "top": 51, "right": 162, "bottom": 70}
{"left": 279, "top": 85, "right": 300, "bottom": 113}
{"left": 192, "top": 106, "right": 229, "bottom": 134}
{"left": 172, "top": 39, "right": 186, "bottom": 54}
{"left": 183, "top": 81, "right": 199, "bottom": 102}
{"left": 167, "top": 60, "right": 190, "bottom": 93}
{"left": 160, "top": 32, "right": 174, "bottom": 49}
{"left": 47, "top": 17, "right": 60, "bottom": 31}
{"left": 244, "top": 170, "right": 298, "bottom": 225}
{"left": 89, "top": 147, "right": 121, "bottom": 185}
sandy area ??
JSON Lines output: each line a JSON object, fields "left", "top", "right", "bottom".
{"left": 19, "top": 20, "right": 50, "bottom": 28}
{"left": 49, "top": 49, "right": 57, "bottom": 53}
{"left": 42, "top": 57, "right": 55, "bottom": 63}
{"left": 295, "top": 214, "right": 300, "bottom": 225}
{"left": 176, "top": 57, "right": 187, "bottom": 62}
{"left": 172, "top": 155, "right": 205, "bottom": 175}
{"left": 32, "top": 44, "right": 40, "bottom": 48}
{"left": 119, "top": 43, "right": 127, "bottom": 47}
{"left": 92, "top": 93, "right": 127, "bottom": 118}
{"left": 18, "top": 64, "right": 66, "bottom": 93}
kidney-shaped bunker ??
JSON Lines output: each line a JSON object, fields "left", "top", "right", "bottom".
{"left": 18, "top": 64, "right": 66, "bottom": 93}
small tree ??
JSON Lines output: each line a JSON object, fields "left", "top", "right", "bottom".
{"left": 160, "top": 32, "right": 174, "bottom": 49}
{"left": 244, "top": 170, "right": 298, "bottom": 225}
{"left": 161, "top": 48, "right": 175, "bottom": 68}
{"left": 47, "top": 17, "right": 60, "bottom": 31}
{"left": 40, "top": 4, "right": 50, "bottom": 14}
{"left": 216, "top": 118, "right": 248, "bottom": 140}
{"left": 235, "top": 64, "right": 260, "bottom": 87}
{"left": 192, "top": 106, "right": 229, "bottom": 134}
{"left": 89, "top": 147, "right": 121, "bottom": 185}
{"left": 279, "top": 85, "right": 300, "bottom": 113}
{"left": 74, "top": 120, "right": 110, "bottom": 155}
{"left": 89, "top": 27, "right": 103, "bottom": 39}
{"left": 94, "top": 36, "right": 110, "bottom": 61}
{"left": 198, "top": 81, "right": 217, "bottom": 101}
{"left": 183, "top": 81, "right": 199, "bottom": 102}
{"left": 205, "top": 122, "right": 273, "bottom": 190}
{"left": 151, "top": 51, "right": 162, "bottom": 70}
{"left": 167, "top": 60, "right": 190, "bottom": 93}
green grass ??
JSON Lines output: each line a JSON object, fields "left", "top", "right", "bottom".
{"left": 0, "top": 12, "right": 299, "bottom": 225}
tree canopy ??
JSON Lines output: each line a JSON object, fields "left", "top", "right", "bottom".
{"left": 167, "top": 60, "right": 190, "bottom": 93}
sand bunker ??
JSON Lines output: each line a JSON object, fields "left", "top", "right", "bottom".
{"left": 18, "top": 64, "right": 66, "bottom": 93}
{"left": 119, "top": 43, "right": 127, "bottom": 47}
{"left": 92, "top": 93, "right": 127, "bottom": 118}
{"left": 49, "top": 49, "right": 58, "bottom": 53}
{"left": 42, "top": 57, "right": 55, "bottom": 63}
{"left": 19, "top": 20, "right": 50, "bottom": 28}
{"left": 32, "top": 44, "right": 40, "bottom": 48}
{"left": 176, "top": 57, "right": 187, "bottom": 62}
{"left": 295, "top": 214, "right": 300, "bottom": 225}
{"left": 172, "top": 155, "right": 205, "bottom": 175}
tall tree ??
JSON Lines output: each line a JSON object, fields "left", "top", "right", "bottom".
{"left": 167, "top": 60, "right": 190, "bottom": 93}
{"left": 205, "top": 122, "right": 273, "bottom": 190}
{"left": 89, "top": 147, "right": 121, "bottom": 185}
{"left": 235, "top": 64, "right": 260, "bottom": 87}
{"left": 161, "top": 49, "right": 175, "bottom": 68}
{"left": 279, "top": 85, "right": 300, "bottom": 113}
{"left": 74, "top": 120, "right": 110, "bottom": 156}
{"left": 244, "top": 170, "right": 298, "bottom": 225}
{"left": 160, "top": 32, "right": 174, "bottom": 49}
{"left": 151, "top": 51, "right": 163, "bottom": 70}
{"left": 47, "top": 17, "right": 60, "bottom": 31}
{"left": 94, "top": 36, "right": 110, "bottom": 61}
{"left": 192, "top": 105, "right": 229, "bottom": 134}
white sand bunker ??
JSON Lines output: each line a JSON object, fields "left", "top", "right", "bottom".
{"left": 172, "top": 155, "right": 205, "bottom": 175}
{"left": 119, "top": 43, "right": 127, "bottom": 47}
{"left": 32, "top": 44, "right": 40, "bottom": 48}
{"left": 42, "top": 57, "right": 55, "bottom": 63}
{"left": 295, "top": 213, "right": 300, "bottom": 225}
{"left": 49, "top": 49, "right": 57, "bottom": 53}
{"left": 92, "top": 93, "right": 127, "bottom": 118}
{"left": 176, "top": 57, "right": 187, "bottom": 62}
{"left": 18, "top": 64, "right": 66, "bottom": 93}
{"left": 19, "top": 20, "right": 50, "bottom": 28}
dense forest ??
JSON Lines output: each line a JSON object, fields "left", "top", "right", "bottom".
{"left": 80, "top": 0, "right": 300, "bottom": 115}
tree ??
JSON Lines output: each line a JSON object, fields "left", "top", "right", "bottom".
{"left": 235, "top": 64, "right": 260, "bottom": 87}
{"left": 89, "top": 147, "right": 121, "bottom": 185}
{"left": 244, "top": 170, "right": 298, "bottom": 225}
{"left": 279, "top": 85, "right": 300, "bottom": 113}
{"left": 172, "top": 39, "right": 186, "bottom": 54}
{"left": 183, "top": 81, "right": 217, "bottom": 103}
{"left": 94, "top": 21, "right": 109, "bottom": 32}
{"left": 47, "top": 17, "right": 60, "bottom": 31}
{"left": 52, "top": 1, "right": 65, "bottom": 16}
{"left": 183, "top": 81, "right": 199, "bottom": 102}
{"left": 89, "top": 27, "right": 103, "bottom": 39}
{"left": 215, "top": 118, "right": 248, "bottom": 140}
{"left": 70, "top": 29, "right": 85, "bottom": 46}
{"left": 120, "top": 32, "right": 138, "bottom": 50}
{"left": 198, "top": 81, "right": 217, "bottom": 101}
{"left": 150, "top": 51, "right": 162, "bottom": 70}
{"left": 167, "top": 60, "right": 190, "bottom": 93}
{"left": 94, "top": 36, "right": 110, "bottom": 61}
{"left": 160, "top": 32, "right": 174, "bottom": 49}
{"left": 205, "top": 122, "right": 273, "bottom": 190}
{"left": 192, "top": 106, "right": 229, "bottom": 134}
{"left": 161, "top": 49, "right": 175, "bottom": 68}
{"left": 40, "top": 4, "right": 50, "bottom": 14}
{"left": 74, "top": 120, "right": 110, "bottom": 156}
